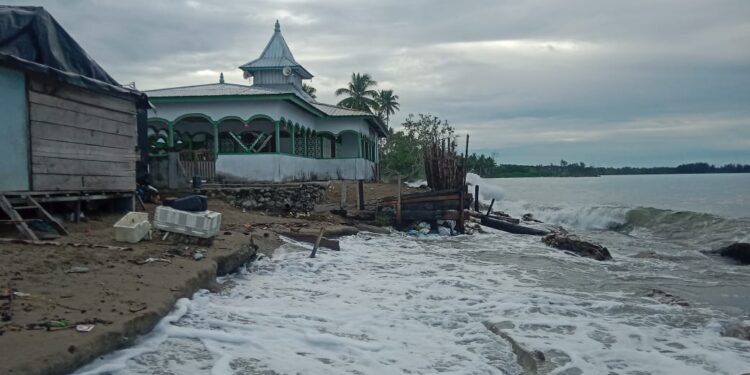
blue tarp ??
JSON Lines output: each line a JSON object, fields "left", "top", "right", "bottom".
{"left": 0, "top": 5, "right": 146, "bottom": 104}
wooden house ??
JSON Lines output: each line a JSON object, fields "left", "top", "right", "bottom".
{"left": 0, "top": 6, "right": 147, "bottom": 239}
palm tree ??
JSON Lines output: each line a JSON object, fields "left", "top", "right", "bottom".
{"left": 374, "top": 89, "right": 400, "bottom": 126}
{"left": 302, "top": 83, "right": 317, "bottom": 99}
{"left": 335, "top": 73, "right": 378, "bottom": 112}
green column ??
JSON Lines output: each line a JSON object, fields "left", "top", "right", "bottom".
{"left": 274, "top": 121, "right": 281, "bottom": 154}
{"left": 167, "top": 122, "right": 174, "bottom": 148}
{"left": 357, "top": 132, "right": 362, "bottom": 158}
{"left": 212, "top": 122, "right": 219, "bottom": 158}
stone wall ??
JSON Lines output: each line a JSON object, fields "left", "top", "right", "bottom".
{"left": 203, "top": 184, "right": 327, "bottom": 213}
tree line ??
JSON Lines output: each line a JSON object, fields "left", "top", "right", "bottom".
{"left": 466, "top": 157, "right": 750, "bottom": 178}
{"left": 321, "top": 75, "right": 750, "bottom": 179}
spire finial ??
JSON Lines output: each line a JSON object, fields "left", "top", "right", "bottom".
{"left": 219, "top": 72, "right": 225, "bottom": 84}
{"left": 274, "top": 20, "right": 280, "bottom": 32}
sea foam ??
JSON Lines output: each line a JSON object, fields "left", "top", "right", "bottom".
{"left": 76, "top": 231, "right": 750, "bottom": 375}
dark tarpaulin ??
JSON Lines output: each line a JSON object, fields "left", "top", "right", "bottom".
{"left": 0, "top": 5, "right": 147, "bottom": 104}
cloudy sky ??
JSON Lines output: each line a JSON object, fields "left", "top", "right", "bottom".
{"left": 11, "top": 0, "right": 750, "bottom": 166}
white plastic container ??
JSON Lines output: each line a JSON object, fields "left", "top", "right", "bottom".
{"left": 113, "top": 212, "right": 151, "bottom": 243}
{"left": 153, "top": 206, "right": 222, "bottom": 238}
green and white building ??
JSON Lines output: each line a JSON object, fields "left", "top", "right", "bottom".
{"left": 145, "top": 21, "right": 386, "bottom": 183}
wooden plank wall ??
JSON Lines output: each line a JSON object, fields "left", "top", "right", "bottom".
{"left": 27, "top": 79, "right": 137, "bottom": 191}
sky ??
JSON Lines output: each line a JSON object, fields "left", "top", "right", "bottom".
{"left": 9, "top": 0, "right": 750, "bottom": 167}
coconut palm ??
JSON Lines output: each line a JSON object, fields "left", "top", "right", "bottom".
{"left": 302, "top": 83, "right": 317, "bottom": 99}
{"left": 374, "top": 89, "right": 400, "bottom": 127}
{"left": 335, "top": 73, "right": 378, "bottom": 112}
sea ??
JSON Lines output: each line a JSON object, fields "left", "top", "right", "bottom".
{"left": 76, "top": 174, "right": 750, "bottom": 375}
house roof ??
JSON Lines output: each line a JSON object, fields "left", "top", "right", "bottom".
{"left": 145, "top": 81, "right": 387, "bottom": 136}
{"left": 0, "top": 6, "right": 144, "bottom": 102}
{"left": 239, "top": 21, "right": 313, "bottom": 79}
{"left": 145, "top": 82, "right": 283, "bottom": 97}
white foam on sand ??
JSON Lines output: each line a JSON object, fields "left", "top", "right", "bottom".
{"left": 76, "top": 233, "right": 750, "bottom": 375}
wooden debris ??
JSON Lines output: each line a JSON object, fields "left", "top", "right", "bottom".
{"left": 280, "top": 231, "right": 340, "bottom": 251}
{"left": 309, "top": 227, "right": 325, "bottom": 258}
{"left": 481, "top": 216, "right": 549, "bottom": 236}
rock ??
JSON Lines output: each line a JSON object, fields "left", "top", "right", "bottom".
{"left": 721, "top": 323, "right": 750, "bottom": 340}
{"left": 645, "top": 289, "right": 689, "bottom": 307}
{"left": 713, "top": 243, "right": 750, "bottom": 264}
{"left": 542, "top": 233, "right": 612, "bottom": 261}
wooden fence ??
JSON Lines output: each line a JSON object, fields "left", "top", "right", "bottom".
{"left": 179, "top": 150, "right": 216, "bottom": 181}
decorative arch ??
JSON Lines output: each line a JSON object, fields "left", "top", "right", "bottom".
{"left": 148, "top": 117, "right": 171, "bottom": 126}
{"left": 248, "top": 114, "right": 275, "bottom": 123}
{"left": 215, "top": 115, "right": 246, "bottom": 125}
{"left": 173, "top": 112, "right": 215, "bottom": 125}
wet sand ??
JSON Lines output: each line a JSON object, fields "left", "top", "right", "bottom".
{"left": 0, "top": 182, "right": 418, "bottom": 375}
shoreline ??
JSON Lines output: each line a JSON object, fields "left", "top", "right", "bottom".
{"left": 0, "top": 196, "right": 370, "bottom": 375}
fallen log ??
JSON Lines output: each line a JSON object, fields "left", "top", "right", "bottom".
{"left": 470, "top": 211, "right": 520, "bottom": 224}
{"left": 280, "top": 232, "right": 340, "bottom": 251}
{"left": 480, "top": 216, "right": 549, "bottom": 236}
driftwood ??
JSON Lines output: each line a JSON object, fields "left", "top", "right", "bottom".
{"left": 470, "top": 211, "right": 520, "bottom": 224}
{"left": 280, "top": 232, "right": 340, "bottom": 251}
{"left": 309, "top": 227, "right": 325, "bottom": 258}
{"left": 481, "top": 216, "right": 549, "bottom": 236}
{"left": 0, "top": 238, "right": 132, "bottom": 250}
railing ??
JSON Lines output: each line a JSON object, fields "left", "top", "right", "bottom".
{"left": 179, "top": 150, "right": 216, "bottom": 181}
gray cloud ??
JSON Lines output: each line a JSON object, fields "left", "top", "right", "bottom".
{"left": 9, "top": 0, "right": 750, "bottom": 166}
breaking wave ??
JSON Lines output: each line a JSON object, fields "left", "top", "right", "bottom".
{"left": 499, "top": 200, "right": 750, "bottom": 247}
{"left": 467, "top": 173, "right": 749, "bottom": 246}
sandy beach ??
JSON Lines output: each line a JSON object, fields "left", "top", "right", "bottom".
{"left": 0, "top": 182, "right": 421, "bottom": 375}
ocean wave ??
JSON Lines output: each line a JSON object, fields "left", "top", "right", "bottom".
{"left": 466, "top": 173, "right": 748, "bottom": 245}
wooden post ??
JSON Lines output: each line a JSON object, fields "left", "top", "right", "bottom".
{"left": 309, "top": 227, "right": 325, "bottom": 258}
{"left": 396, "top": 175, "right": 402, "bottom": 227}
{"left": 486, "top": 198, "right": 495, "bottom": 216}
{"left": 458, "top": 187, "right": 465, "bottom": 234}
{"left": 357, "top": 180, "right": 365, "bottom": 210}
{"left": 474, "top": 185, "right": 479, "bottom": 212}
{"left": 463, "top": 134, "right": 470, "bottom": 185}
{"left": 75, "top": 198, "right": 82, "bottom": 223}
{"left": 340, "top": 180, "right": 347, "bottom": 209}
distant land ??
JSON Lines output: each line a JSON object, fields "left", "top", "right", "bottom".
{"left": 466, "top": 156, "right": 750, "bottom": 178}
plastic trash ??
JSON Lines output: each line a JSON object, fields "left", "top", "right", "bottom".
{"left": 165, "top": 195, "right": 208, "bottom": 212}
{"left": 76, "top": 324, "right": 95, "bottom": 332}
